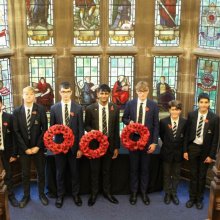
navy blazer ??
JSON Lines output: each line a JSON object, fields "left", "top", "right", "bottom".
{"left": 159, "top": 116, "right": 187, "bottom": 162}
{"left": 13, "top": 103, "right": 48, "bottom": 155}
{"left": 1, "top": 112, "right": 16, "bottom": 157}
{"left": 50, "top": 101, "right": 84, "bottom": 154}
{"left": 84, "top": 102, "right": 120, "bottom": 151}
{"left": 183, "top": 110, "right": 219, "bottom": 159}
{"left": 122, "top": 98, "right": 159, "bottom": 146}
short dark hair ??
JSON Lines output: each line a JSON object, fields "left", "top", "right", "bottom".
{"left": 0, "top": 95, "right": 2, "bottom": 103}
{"left": 168, "top": 100, "right": 182, "bottom": 110}
{"left": 97, "top": 84, "right": 111, "bottom": 93}
{"left": 198, "top": 92, "right": 210, "bottom": 102}
{"left": 59, "top": 82, "right": 71, "bottom": 90}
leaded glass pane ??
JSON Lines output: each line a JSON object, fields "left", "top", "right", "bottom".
{"left": 109, "top": 56, "right": 133, "bottom": 109}
{"left": 153, "top": 56, "right": 178, "bottom": 111}
{"left": 73, "top": 0, "right": 100, "bottom": 46}
{"left": 26, "top": 0, "right": 54, "bottom": 46}
{"left": 154, "top": 0, "right": 182, "bottom": 46}
{"left": 29, "top": 56, "right": 55, "bottom": 112}
{"left": 109, "top": 0, "right": 135, "bottom": 46}
{"left": 74, "top": 56, "right": 100, "bottom": 106}
{"left": 0, "top": 0, "right": 9, "bottom": 48}
{"left": 199, "top": 0, "right": 220, "bottom": 49}
{"left": 0, "top": 58, "right": 13, "bottom": 113}
{"left": 195, "top": 58, "right": 219, "bottom": 112}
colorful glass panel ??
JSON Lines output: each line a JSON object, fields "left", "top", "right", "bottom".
{"left": 154, "top": 0, "right": 182, "bottom": 46}
{"left": 26, "top": 0, "right": 54, "bottom": 46}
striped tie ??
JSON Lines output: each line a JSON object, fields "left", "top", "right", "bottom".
{"left": 196, "top": 115, "right": 204, "bottom": 138}
{"left": 27, "top": 109, "right": 31, "bottom": 139}
{"left": 138, "top": 103, "right": 143, "bottom": 124}
{"left": 172, "top": 121, "right": 177, "bottom": 138}
{"left": 65, "top": 104, "right": 70, "bottom": 127}
{"left": 102, "top": 107, "right": 107, "bottom": 135}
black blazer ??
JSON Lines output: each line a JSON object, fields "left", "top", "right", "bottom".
{"left": 159, "top": 116, "right": 187, "bottom": 162}
{"left": 50, "top": 101, "right": 84, "bottom": 154}
{"left": 84, "top": 102, "right": 120, "bottom": 152}
{"left": 122, "top": 98, "right": 159, "bottom": 146}
{"left": 13, "top": 103, "right": 48, "bottom": 155}
{"left": 183, "top": 110, "right": 219, "bottom": 159}
{"left": 1, "top": 112, "right": 16, "bottom": 157}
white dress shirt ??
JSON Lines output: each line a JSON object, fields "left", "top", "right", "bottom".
{"left": 171, "top": 117, "right": 179, "bottom": 129}
{"left": 61, "top": 101, "right": 71, "bottom": 126}
{"left": 193, "top": 111, "right": 208, "bottom": 145}
{"left": 98, "top": 103, "right": 109, "bottom": 133}
{"left": 136, "top": 99, "right": 147, "bottom": 125}
{"left": 24, "top": 105, "right": 33, "bottom": 121}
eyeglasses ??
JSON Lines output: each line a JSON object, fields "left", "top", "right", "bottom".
{"left": 60, "top": 90, "right": 72, "bottom": 94}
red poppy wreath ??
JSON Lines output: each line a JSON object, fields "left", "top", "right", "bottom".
{"left": 121, "top": 123, "right": 150, "bottom": 151}
{"left": 43, "top": 124, "right": 74, "bottom": 154}
{"left": 79, "top": 130, "right": 109, "bottom": 159}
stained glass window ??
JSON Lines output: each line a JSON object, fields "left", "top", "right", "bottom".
{"left": 0, "top": 0, "right": 9, "bottom": 48}
{"left": 153, "top": 56, "right": 178, "bottom": 111}
{"left": 26, "top": 0, "right": 54, "bottom": 46}
{"left": 74, "top": 56, "right": 100, "bottom": 106}
{"left": 73, "top": 0, "right": 100, "bottom": 46}
{"left": 29, "top": 56, "right": 55, "bottom": 112}
{"left": 154, "top": 0, "right": 182, "bottom": 46}
{"left": 195, "top": 57, "right": 219, "bottom": 112}
{"left": 199, "top": 0, "right": 220, "bottom": 49}
{"left": 0, "top": 58, "right": 13, "bottom": 113}
{"left": 109, "top": 56, "right": 134, "bottom": 109}
{"left": 109, "top": 0, "right": 135, "bottom": 46}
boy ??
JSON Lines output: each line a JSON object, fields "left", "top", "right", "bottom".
{"left": 184, "top": 93, "right": 219, "bottom": 209}
{"left": 13, "top": 86, "right": 48, "bottom": 208}
{"left": 159, "top": 100, "right": 187, "bottom": 205}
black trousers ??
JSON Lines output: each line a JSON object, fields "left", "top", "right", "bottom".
{"left": 129, "top": 150, "right": 150, "bottom": 194}
{"left": 55, "top": 150, "right": 80, "bottom": 197}
{"left": 20, "top": 150, "right": 46, "bottom": 197}
{"left": 188, "top": 143, "right": 209, "bottom": 202}
{"left": 89, "top": 150, "right": 113, "bottom": 195}
{"left": 0, "top": 151, "right": 14, "bottom": 196}
{"left": 163, "top": 161, "right": 181, "bottom": 195}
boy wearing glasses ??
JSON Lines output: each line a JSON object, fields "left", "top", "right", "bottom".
{"left": 50, "top": 82, "right": 84, "bottom": 208}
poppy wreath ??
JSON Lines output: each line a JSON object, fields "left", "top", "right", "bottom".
{"left": 43, "top": 124, "right": 74, "bottom": 154}
{"left": 79, "top": 130, "right": 109, "bottom": 159}
{"left": 121, "top": 123, "right": 150, "bottom": 151}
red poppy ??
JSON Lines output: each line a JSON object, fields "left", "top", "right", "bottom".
{"left": 43, "top": 124, "right": 74, "bottom": 154}
{"left": 80, "top": 130, "right": 109, "bottom": 159}
{"left": 3, "top": 122, "right": 8, "bottom": 126}
{"left": 121, "top": 123, "right": 150, "bottom": 151}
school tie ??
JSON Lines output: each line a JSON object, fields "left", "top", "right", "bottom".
{"left": 196, "top": 115, "right": 203, "bottom": 138}
{"left": 27, "top": 109, "right": 31, "bottom": 139}
{"left": 102, "top": 107, "right": 107, "bottom": 135}
{"left": 138, "top": 103, "right": 143, "bottom": 124}
{"left": 65, "top": 104, "right": 70, "bottom": 127}
{"left": 172, "top": 121, "right": 177, "bottom": 138}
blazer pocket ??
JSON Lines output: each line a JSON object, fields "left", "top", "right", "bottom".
{"left": 34, "top": 120, "right": 39, "bottom": 125}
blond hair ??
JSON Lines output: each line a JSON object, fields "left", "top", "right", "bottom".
{"left": 23, "top": 86, "right": 35, "bottom": 94}
{"left": 135, "top": 81, "right": 149, "bottom": 91}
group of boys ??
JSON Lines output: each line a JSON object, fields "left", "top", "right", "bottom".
{"left": 1, "top": 81, "right": 219, "bottom": 211}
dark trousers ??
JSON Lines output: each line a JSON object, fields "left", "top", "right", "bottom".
{"left": 0, "top": 151, "right": 14, "bottom": 196}
{"left": 129, "top": 150, "right": 150, "bottom": 194}
{"left": 163, "top": 161, "right": 181, "bottom": 195}
{"left": 55, "top": 150, "right": 80, "bottom": 197}
{"left": 188, "top": 143, "right": 209, "bottom": 202}
{"left": 89, "top": 150, "right": 113, "bottom": 195}
{"left": 20, "top": 150, "right": 46, "bottom": 197}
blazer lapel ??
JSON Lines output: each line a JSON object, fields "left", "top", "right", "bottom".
{"left": 176, "top": 117, "right": 183, "bottom": 138}
{"left": 57, "top": 103, "right": 63, "bottom": 124}
{"left": 144, "top": 100, "right": 150, "bottom": 123}
{"left": 108, "top": 103, "right": 114, "bottom": 133}
{"left": 133, "top": 99, "right": 138, "bottom": 122}
{"left": 192, "top": 111, "right": 198, "bottom": 137}
{"left": 94, "top": 103, "right": 99, "bottom": 130}
{"left": 29, "top": 103, "right": 38, "bottom": 128}
{"left": 69, "top": 102, "right": 74, "bottom": 125}
{"left": 21, "top": 106, "right": 28, "bottom": 132}
{"left": 203, "top": 111, "right": 211, "bottom": 137}
{"left": 167, "top": 117, "right": 174, "bottom": 137}
{"left": 2, "top": 112, "right": 7, "bottom": 138}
